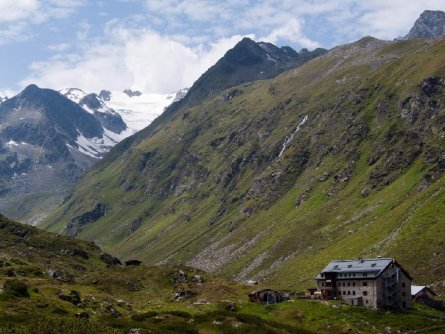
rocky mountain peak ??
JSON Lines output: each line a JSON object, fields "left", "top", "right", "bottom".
{"left": 405, "top": 10, "right": 445, "bottom": 39}
{"left": 170, "top": 37, "right": 327, "bottom": 111}
{"left": 99, "top": 89, "right": 112, "bottom": 101}
{"left": 123, "top": 89, "right": 142, "bottom": 97}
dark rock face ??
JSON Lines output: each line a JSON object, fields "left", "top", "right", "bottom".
{"left": 65, "top": 203, "right": 106, "bottom": 237}
{"left": 79, "top": 94, "right": 127, "bottom": 133}
{"left": 98, "top": 90, "right": 112, "bottom": 101}
{"left": 100, "top": 253, "right": 122, "bottom": 267}
{"left": 405, "top": 10, "right": 445, "bottom": 39}
{"left": 123, "top": 89, "right": 142, "bottom": 97}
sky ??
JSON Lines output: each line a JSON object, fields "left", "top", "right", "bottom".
{"left": 1, "top": 0, "right": 445, "bottom": 97}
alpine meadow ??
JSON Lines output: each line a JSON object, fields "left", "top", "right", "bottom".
{"left": 1, "top": 3, "right": 445, "bottom": 334}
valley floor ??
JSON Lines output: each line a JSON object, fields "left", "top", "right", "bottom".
{"left": 1, "top": 270, "right": 444, "bottom": 334}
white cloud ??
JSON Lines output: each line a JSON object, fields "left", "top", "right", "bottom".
{"left": 21, "top": 26, "right": 249, "bottom": 94}
{"left": 0, "top": 0, "right": 85, "bottom": 45}
{"left": 47, "top": 42, "right": 71, "bottom": 52}
{"left": 142, "top": 0, "right": 445, "bottom": 46}
{"left": 261, "top": 18, "right": 320, "bottom": 49}
{"left": 0, "top": 0, "right": 39, "bottom": 23}
{"left": 8, "top": 0, "right": 445, "bottom": 95}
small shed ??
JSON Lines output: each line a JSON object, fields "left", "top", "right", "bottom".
{"left": 248, "top": 289, "right": 284, "bottom": 304}
{"left": 411, "top": 286, "right": 437, "bottom": 301}
{"left": 125, "top": 260, "right": 142, "bottom": 266}
{"left": 305, "top": 288, "right": 318, "bottom": 297}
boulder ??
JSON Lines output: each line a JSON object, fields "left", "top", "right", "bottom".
{"left": 172, "top": 290, "right": 193, "bottom": 302}
{"left": 75, "top": 312, "right": 90, "bottom": 319}
{"left": 100, "top": 253, "right": 122, "bottom": 267}
{"left": 171, "top": 270, "right": 188, "bottom": 284}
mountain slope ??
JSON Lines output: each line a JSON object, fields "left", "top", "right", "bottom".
{"left": 42, "top": 35, "right": 445, "bottom": 296}
{"left": 3, "top": 214, "right": 444, "bottom": 334}
{"left": 0, "top": 85, "right": 119, "bottom": 224}
{"left": 96, "top": 38, "right": 327, "bottom": 174}
{"left": 405, "top": 10, "right": 445, "bottom": 39}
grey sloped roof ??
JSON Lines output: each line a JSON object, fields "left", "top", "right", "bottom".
{"left": 316, "top": 258, "right": 394, "bottom": 279}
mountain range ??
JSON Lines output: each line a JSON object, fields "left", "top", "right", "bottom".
{"left": 0, "top": 39, "right": 324, "bottom": 226}
{"left": 1, "top": 8, "right": 445, "bottom": 333}
{"left": 41, "top": 11, "right": 445, "bottom": 296}
{"left": 0, "top": 85, "right": 186, "bottom": 225}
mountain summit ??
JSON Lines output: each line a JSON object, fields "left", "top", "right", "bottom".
{"left": 405, "top": 10, "right": 445, "bottom": 39}
{"left": 172, "top": 37, "right": 327, "bottom": 110}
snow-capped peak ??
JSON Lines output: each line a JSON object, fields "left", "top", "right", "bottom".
{"left": 60, "top": 87, "right": 188, "bottom": 159}
{"left": 60, "top": 88, "right": 87, "bottom": 104}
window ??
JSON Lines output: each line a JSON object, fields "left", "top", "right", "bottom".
{"left": 363, "top": 282, "right": 368, "bottom": 287}
{"left": 348, "top": 282, "right": 350, "bottom": 287}
{"left": 402, "top": 283, "right": 406, "bottom": 288}
{"left": 363, "top": 273, "right": 367, "bottom": 277}
{"left": 353, "top": 291, "right": 356, "bottom": 295}
{"left": 348, "top": 291, "right": 351, "bottom": 295}
{"left": 353, "top": 282, "right": 356, "bottom": 287}
{"left": 353, "top": 273, "right": 356, "bottom": 277}
{"left": 343, "top": 282, "right": 345, "bottom": 287}
{"left": 343, "top": 291, "right": 346, "bottom": 295}
{"left": 363, "top": 291, "right": 368, "bottom": 296}
{"left": 322, "top": 282, "right": 325, "bottom": 287}
{"left": 366, "top": 300, "right": 369, "bottom": 304}
{"left": 402, "top": 292, "right": 406, "bottom": 297}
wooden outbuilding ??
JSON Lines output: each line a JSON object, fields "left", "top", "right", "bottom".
{"left": 125, "top": 259, "right": 142, "bottom": 266}
{"left": 248, "top": 289, "right": 284, "bottom": 304}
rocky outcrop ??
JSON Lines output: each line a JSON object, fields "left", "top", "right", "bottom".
{"left": 100, "top": 253, "right": 122, "bottom": 267}
{"left": 65, "top": 203, "right": 106, "bottom": 237}
{"left": 405, "top": 10, "right": 445, "bottom": 39}
{"left": 79, "top": 93, "right": 127, "bottom": 133}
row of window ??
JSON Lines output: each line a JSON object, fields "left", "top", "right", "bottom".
{"left": 337, "top": 273, "right": 368, "bottom": 278}
{"left": 321, "top": 281, "right": 368, "bottom": 287}
{"left": 336, "top": 290, "right": 369, "bottom": 296}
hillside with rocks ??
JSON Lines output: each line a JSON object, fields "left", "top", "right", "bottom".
{"left": 2, "top": 214, "right": 444, "bottom": 333}
{"left": 42, "top": 32, "right": 445, "bottom": 296}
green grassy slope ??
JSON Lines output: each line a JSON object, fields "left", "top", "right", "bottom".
{"left": 1, "top": 215, "right": 444, "bottom": 333}
{"left": 42, "top": 36, "right": 445, "bottom": 296}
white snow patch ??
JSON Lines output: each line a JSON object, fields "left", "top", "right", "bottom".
{"left": 105, "top": 90, "right": 177, "bottom": 136}
{"left": 60, "top": 88, "right": 87, "bottom": 104}
{"left": 6, "top": 140, "right": 18, "bottom": 147}
{"left": 74, "top": 129, "right": 124, "bottom": 159}
{"left": 278, "top": 115, "right": 308, "bottom": 157}
{"left": 266, "top": 54, "right": 277, "bottom": 62}
{"left": 75, "top": 133, "right": 109, "bottom": 159}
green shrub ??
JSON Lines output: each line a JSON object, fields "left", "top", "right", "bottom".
{"left": 164, "top": 310, "right": 192, "bottom": 318}
{"left": 3, "top": 279, "right": 29, "bottom": 297}
{"left": 131, "top": 311, "right": 158, "bottom": 321}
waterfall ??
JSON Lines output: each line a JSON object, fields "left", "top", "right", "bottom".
{"left": 278, "top": 115, "right": 308, "bottom": 157}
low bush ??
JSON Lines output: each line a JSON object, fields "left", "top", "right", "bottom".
{"left": 3, "top": 279, "right": 29, "bottom": 297}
